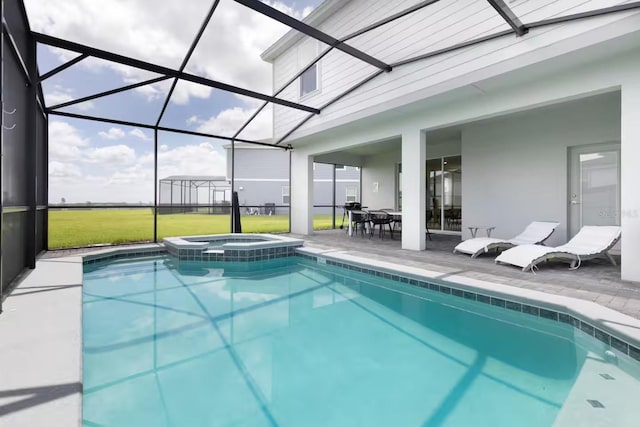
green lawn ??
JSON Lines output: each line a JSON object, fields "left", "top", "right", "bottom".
{"left": 48, "top": 209, "right": 335, "bottom": 249}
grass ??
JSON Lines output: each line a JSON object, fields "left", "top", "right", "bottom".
{"left": 48, "top": 209, "right": 336, "bottom": 249}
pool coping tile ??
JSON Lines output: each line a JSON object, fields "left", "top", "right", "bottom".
{"left": 295, "top": 247, "right": 640, "bottom": 360}
{"left": 5, "top": 239, "right": 640, "bottom": 427}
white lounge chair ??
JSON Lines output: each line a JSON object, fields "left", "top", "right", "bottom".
{"left": 495, "top": 225, "right": 621, "bottom": 272}
{"left": 453, "top": 221, "right": 560, "bottom": 258}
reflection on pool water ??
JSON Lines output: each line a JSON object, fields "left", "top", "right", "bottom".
{"left": 82, "top": 256, "right": 640, "bottom": 426}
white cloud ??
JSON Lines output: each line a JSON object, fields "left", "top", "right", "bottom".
{"left": 46, "top": 120, "right": 155, "bottom": 203}
{"left": 47, "top": 120, "right": 232, "bottom": 202}
{"left": 170, "top": 81, "right": 213, "bottom": 105}
{"left": 49, "top": 120, "right": 90, "bottom": 161}
{"left": 85, "top": 145, "right": 137, "bottom": 165}
{"left": 98, "top": 127, "right": 126, "bottom": 140}
{"left": 28, "top": 0, "right": 318, "bottom": 204}
{"left": 108, "top": 164, "right": 153, "bottom": 185}
{"left": 133, "top": 79, "right": 172, "bottom": 102}
{"left": 196, "top": 105, "right": 272, "bottom": 140}
{"left": 186, "top": 115, "right": 199, "bottom": 126}
{"left": 48, "top": 138, "right": 228, "bottom": 202}
{"left": 25, "top": 0, "right": 311, "bottom": 104}
{"left": 49, "top": 161, "right": 82, "bottom": 179}
{"left": 45, "top": 91, "right": 73, "bottom": 106}
{"left": 45, "top": 88, "right": 95, "bottom": 111}
{"left": 140, "top": 141, "right": 227, "bottom": 178}
{"left": 129, "top": 128, "right": 151, "bottom": 141}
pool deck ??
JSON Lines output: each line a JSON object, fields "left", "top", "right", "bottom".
{"left": 296, "top": 230, "right": 640, "bottom": 320}
{"left": 1, "top": 234, "right": 640, "bottom": 426}
{"left": 0, "top": 256, "right": 84, "bottom": 427}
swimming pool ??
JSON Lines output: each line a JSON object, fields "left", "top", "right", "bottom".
{"left": 82, "top": 256, "right": 640, "bottom": 426}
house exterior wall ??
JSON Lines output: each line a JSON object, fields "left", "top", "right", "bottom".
{"left": 361, "top": 150, "right": 400, "bottom": 210}
{"left": 226, "top": 147, "right": 289, "bottom": 215}
{"left": 236, "top": 182, "right": 289, "bottom": 214}
{"left": 281, "top": 29, "right": 640, "bottom": 279}
{"left": 225, "top": 146, "right": 360, "bottom": 216}
{"left": 226, "top": 147, "right": 289, "bottom": 180}
{"left": 461, "top": 92, "right": 621, "bottom": 247}
{"left": 267, "top": 1, "right": 640, "bottom": 142}
{"left": 265, "top": 0, "right": 640, "bottom": 280}
{"left": 312, "top": 163, "right": 361, "bottom": 215}
{"left": 346, "top": 97, "right": 620, "bottom": 243}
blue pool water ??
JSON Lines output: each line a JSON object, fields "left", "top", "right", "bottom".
{"left": 82, "top": 256, "right": 636, "bottom": 426}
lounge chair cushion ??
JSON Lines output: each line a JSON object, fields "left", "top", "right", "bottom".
{"left": 555, "top": 225, "right": 621, "bottom": 255}
{"left": 454, "top": 237, "right": 508, "bottom": 255}
{"left": 495, "top": 226, "right": 621, "bottom": 269}
{"left": 509, "top": 221, "right": 561, "bottom": 245}
{"left": 454, "top": 221, "right": 559, "bottom": 257}
{"left": 494, "top": 245, "right": 555, "bottom": 269}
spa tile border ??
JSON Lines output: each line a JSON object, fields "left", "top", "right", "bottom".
{"left": 163, "top": 234, "right": 303, "bottom": 263}
{"left": 82, "top": 242, "right": 300, "bottom": 265}
{"left": 83, "top": 248, "right": 166, "bottom": 265}
{"left": 296, "top": 250, "right": 640, "bottom": 364}
{"left": 166, "top": 245, "right": 298, "bottom": 262}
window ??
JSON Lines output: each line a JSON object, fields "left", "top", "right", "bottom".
{"left": 282, "top": 186, "right": 290, "bottom": 204}
{"left": 335, "top": 164, "right": 346, "bottom": 170}
{"left": 346, "top": 186, "right": 357, "bottom": 203}
{"left": 300, "top": 63, "right": 318, "bottom": 97}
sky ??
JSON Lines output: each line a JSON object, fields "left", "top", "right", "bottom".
{"left": 25, "top": 0, "right": 323, "bottom": 204}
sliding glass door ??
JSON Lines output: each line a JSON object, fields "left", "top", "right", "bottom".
{"left": 426, "top": 155, "right": 462, "bottom": 232}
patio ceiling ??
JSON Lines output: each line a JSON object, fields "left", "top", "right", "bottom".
{"left": 312, "top": 126, "right": 464, "bottom": 164}
{"left": 22, "top": 0, "right": 640, "bottom": 148}
{"left": 314, "top": 137, "right": 401, "bottom": 165}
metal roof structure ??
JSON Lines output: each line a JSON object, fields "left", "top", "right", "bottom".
{"left": 24, "top": 0, "right": 640, "bottom": 148}
{"left": 160, "top": 175, "right": 230, "bottom": 182}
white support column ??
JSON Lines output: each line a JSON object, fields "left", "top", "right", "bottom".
{"left": 621, "top": 80, "right": 640, "bottom": 282}
{"left": 401, "top": 128, "right": 426, "bottom": 250}
{"left": 290, "top": 150, "right": 314, "bottom": 235}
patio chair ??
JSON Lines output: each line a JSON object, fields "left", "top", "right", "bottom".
{"left": 368, "top": 210, "right": 393, "bottom": 239}
{"left": 453, "top": 221, "right": 560, "bottom": 258}
{"left": 350, "top": 210, "right": 370, "bottom": 237}
{"left": 494, "top": 225, "right": 621, "bottom": 272}
{"left": 380, "top": 208, "right": 401, "bottom": 232}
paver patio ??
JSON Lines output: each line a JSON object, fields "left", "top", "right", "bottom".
{"left": 294, "top": 230, "right": 640, "bottom": 320}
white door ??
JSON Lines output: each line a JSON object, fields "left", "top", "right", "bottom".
{"left": 568, "top": 143, "right": 620, "bottom": 237}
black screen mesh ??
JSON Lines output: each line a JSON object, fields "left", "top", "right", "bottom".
{"left": 1, "top": 3, "right": 45, "bottom": 305}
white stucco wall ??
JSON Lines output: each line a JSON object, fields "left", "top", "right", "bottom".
{"left": 461, "top": 92, "right": 621, "bottom": 245}
{"left": 361, "top": 149, "right": 400, "bottom": 210}
{"left": 426, "top": 138, "right": 462, "bottom": 159}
